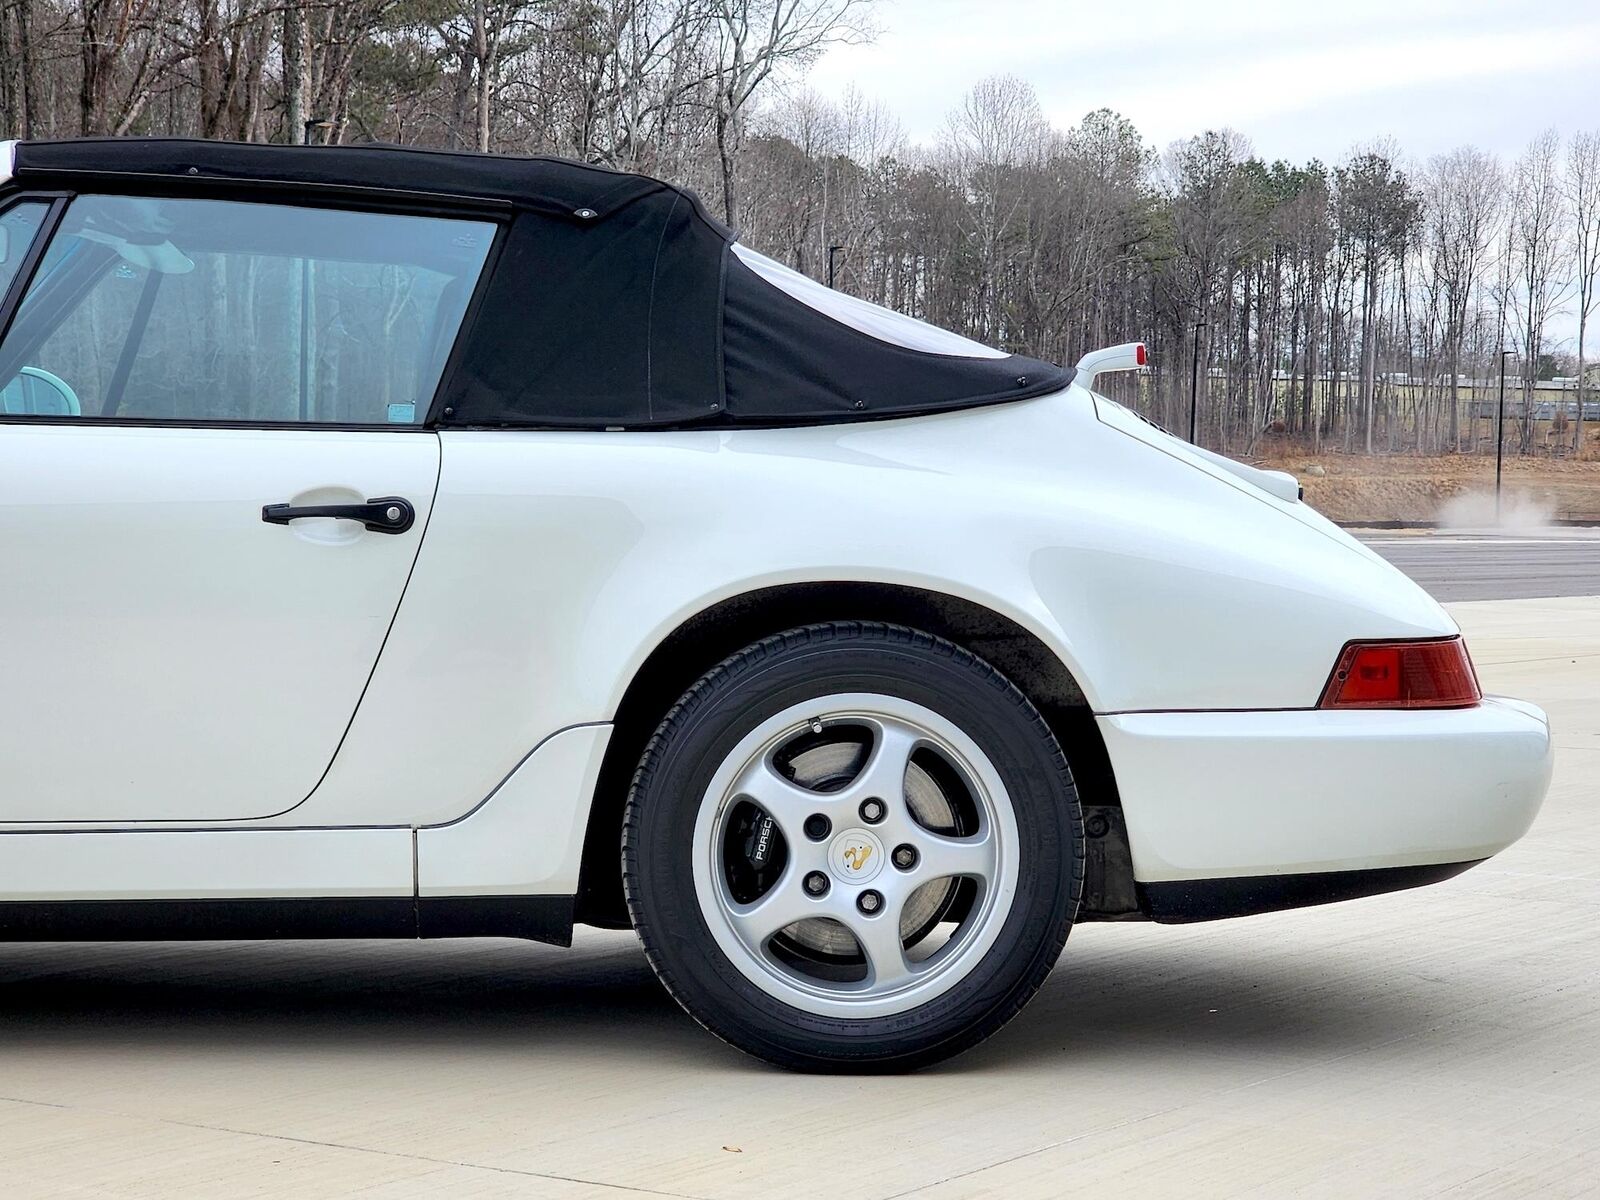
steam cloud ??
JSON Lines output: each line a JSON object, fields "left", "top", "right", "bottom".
{"left": 1436, "top": 490, "right": 1555, "bottom": 531}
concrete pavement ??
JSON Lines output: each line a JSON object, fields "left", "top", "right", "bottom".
{"left": 2, "top": 596, "right": 1597, "bottom": 1198}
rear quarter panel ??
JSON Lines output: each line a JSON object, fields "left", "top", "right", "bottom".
{"left": 292, "top": 385, "right": 1456, "bottom": 828}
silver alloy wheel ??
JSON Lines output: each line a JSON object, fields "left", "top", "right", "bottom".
{"left": 691, "top": 693, "right": 1021, "bottom": 1019}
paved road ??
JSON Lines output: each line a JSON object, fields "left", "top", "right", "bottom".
{"left": 1359, "top": 529, "right": 1600, "bottom": 600}
{"left": 2, "top": 596, "right": 1597, "bottom": 1198}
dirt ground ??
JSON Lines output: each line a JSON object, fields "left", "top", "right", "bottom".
{"left": 1254, "top": 451, "right": 1600, "bottom": 525}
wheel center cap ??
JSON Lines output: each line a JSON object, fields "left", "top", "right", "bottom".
{"left": 827, "top": 828, "right": 885, "bottom": 884}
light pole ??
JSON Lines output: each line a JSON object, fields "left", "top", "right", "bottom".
{"left": 1496, "top": 349, "right": 1513, "bottom": 523}
{"left": 1189, "top": 321, "right": 1206, "bottom": 444}
{"left": 827, "top": 244, "right": 844, "bottom": 289}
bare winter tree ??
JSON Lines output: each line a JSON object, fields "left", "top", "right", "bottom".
{"left": 1508, "top": 129, "right": 1568, "bottom": 452}
{"left": 79, "top": 0, "right": 173, "bottom": 134}
{"left": 1335, "top": 146, "right": 1419, "bottom": 453}
{"left": 707, "top": 0, "right": 877, "bottom": 225}
{"left": 1568, "top": 130, "right": 1600, "bottom": 453}
{"left": 1424, "top": 146, "right": 1503, "bottom": 450}
{"left": 741, "top": 88, "right": 841, "bottom": 271}
{"left": 1163, "top": 128, "right": 1254, "bottom": 444}
{"left": 566, "top": 0, "right": 717, "bottom": 173}
{"left": 0, "top": 0, "right": 48, "bottom": 136}
{"left": 940, "top": 75, "right": 1052, "bottom": 344}
{"left": 284, "top": 0, "right": 304, "bottom": 140}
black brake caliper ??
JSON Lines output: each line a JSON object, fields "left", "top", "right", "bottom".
{"left": 744, "top": 810, "right": 778, "bottom": 870}
{"left": 724, "top": 804, "right": 789, "bottom": 903}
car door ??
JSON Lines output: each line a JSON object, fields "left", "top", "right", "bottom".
{"left": 0, "top": 191, "right": 495, "bottom": 822}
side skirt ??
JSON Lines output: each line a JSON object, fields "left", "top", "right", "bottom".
{"left": 1139, "top": 860, "right": 1484, "bottom": 923}
{"left": 0, "top": 895, "right": 574, "bottom": 946}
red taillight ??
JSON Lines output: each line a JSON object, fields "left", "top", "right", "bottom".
{"left": 1317, "top": 637, "right": 1481, "bottom": 709}
{"left": 1135, "top": 342, "right": 1148, "bottom": 366}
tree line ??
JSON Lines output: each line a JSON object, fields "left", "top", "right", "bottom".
{"left": 3, "top": 0, "right": 1597, "bottom": 458}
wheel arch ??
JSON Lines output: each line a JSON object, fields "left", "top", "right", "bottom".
{"left": 574, "top": 580, "right": 1123, "bottom": 928}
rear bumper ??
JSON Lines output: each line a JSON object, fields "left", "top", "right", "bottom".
{"left": 1098, "top": 697, "right": 1552, "bottom": 912}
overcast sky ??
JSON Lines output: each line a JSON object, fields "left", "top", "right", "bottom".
{"left": 805, "top": 0, "right": 1600, "bottom": 166}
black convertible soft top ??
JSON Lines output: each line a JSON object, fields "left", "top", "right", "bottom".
{"left": 7, "top": 138, "right": 1072, "bottom": 429}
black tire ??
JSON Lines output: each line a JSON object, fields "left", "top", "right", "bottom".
{"left": 622, "top": 622, "right": 1083, "bottom": 1072}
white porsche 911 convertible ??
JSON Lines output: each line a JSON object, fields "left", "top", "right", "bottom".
{"left": 0, "top": 139, "right": 1552, "bottom": 1070}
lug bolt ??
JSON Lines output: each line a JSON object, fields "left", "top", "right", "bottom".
{"left": 892, "top": 844, "right": 917, "bottom": 870}
{"left": 804, "top": 871, "right": 830, "bottom": 897}
{"left": 803, "top": 813, "right": 831, "bottom": 841}
{"left": 857, "top": 889, "right": 883, "bottom": 915}
{"left": 859, "top": 798, "right": 886, "bottom": 824}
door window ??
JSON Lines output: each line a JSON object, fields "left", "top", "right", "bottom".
{"left": 0, "top": 195, "right": 494, "bottom": 424}
{"left": 0, "top": 200, "right": 50, "bottom": 301}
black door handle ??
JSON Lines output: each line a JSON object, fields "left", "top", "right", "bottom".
{"left": 262, "top": 495, "right": 415, "bottom": 534}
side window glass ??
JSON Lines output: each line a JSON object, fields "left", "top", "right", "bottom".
{"left": 0, "top": 196, "right": 493, "bottom": 424}
{"left": 0, "top": 202, "right": 54, "bottom": 417}
{"left": 0, "top": 201, "right": 49, "bottom": 303}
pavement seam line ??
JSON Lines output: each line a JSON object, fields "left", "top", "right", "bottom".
{"left": 0, "top": 1094, "right": 712, "bottom": 1200}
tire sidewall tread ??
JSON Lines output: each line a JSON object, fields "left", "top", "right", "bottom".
{"left": 622, "top": 622, "right": 1084, "bottom": 1072}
